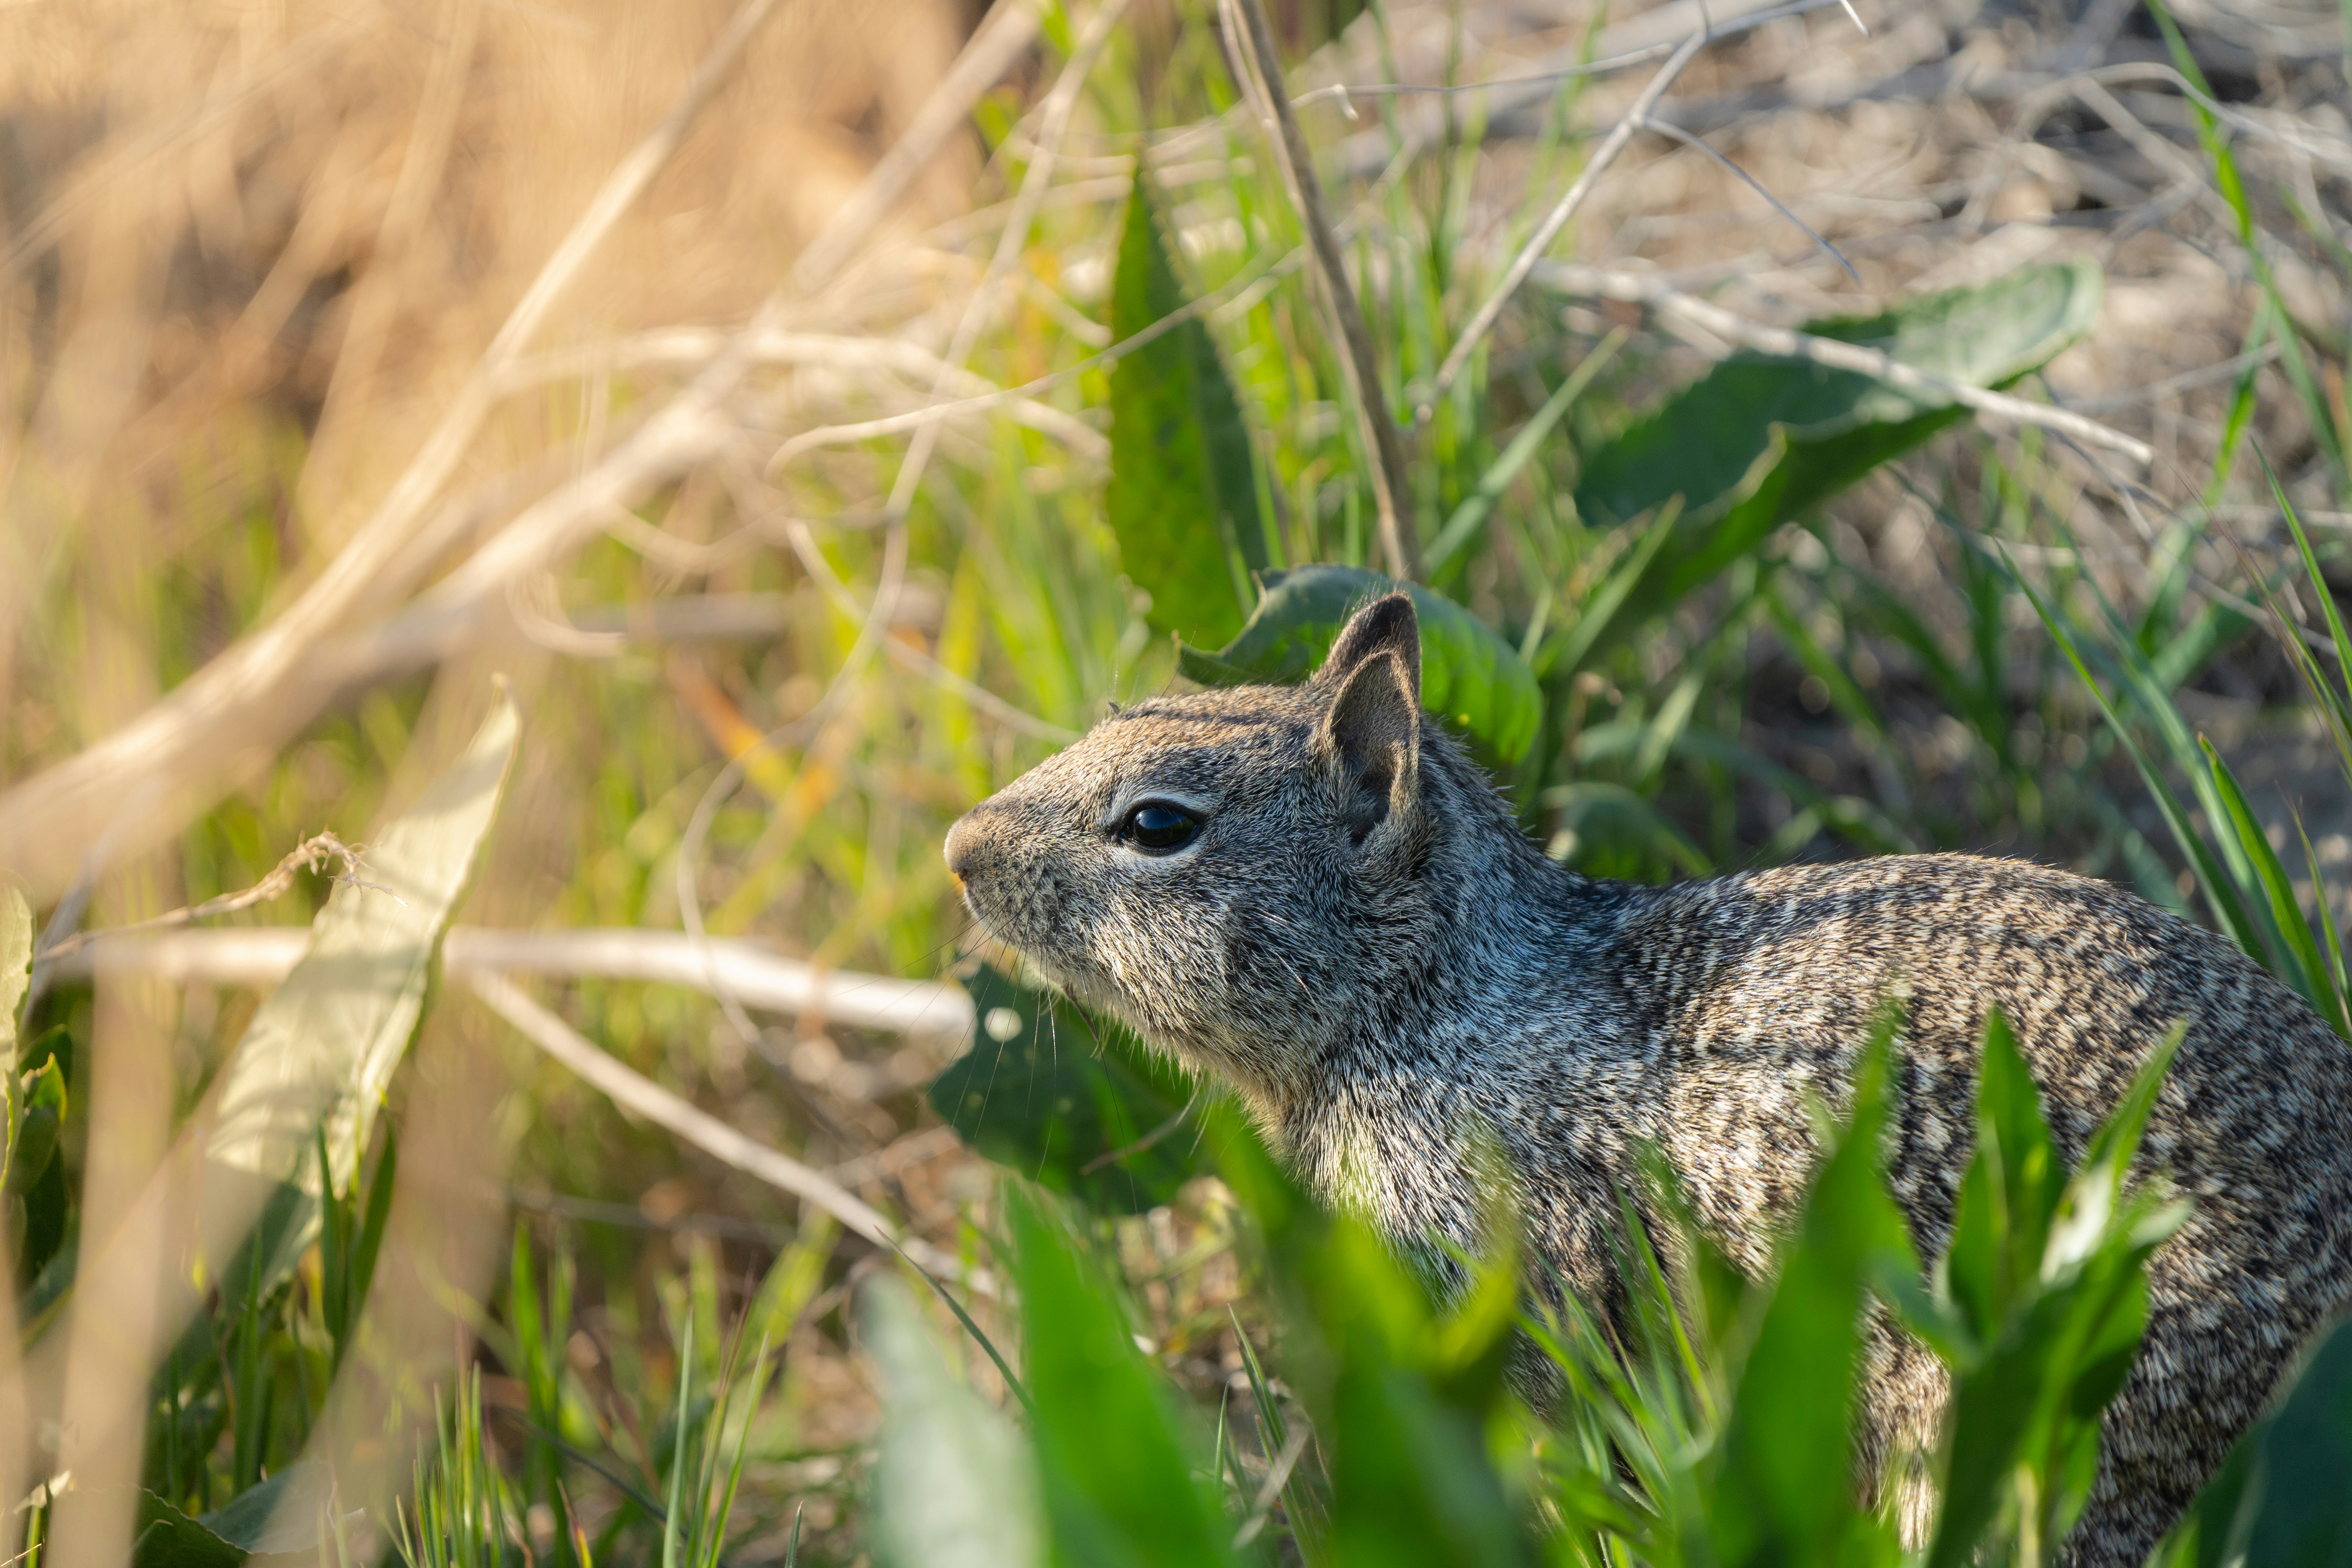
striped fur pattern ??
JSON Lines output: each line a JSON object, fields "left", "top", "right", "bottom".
{"left": 943, "top": 594, "right": 2352, "bottom": 1563}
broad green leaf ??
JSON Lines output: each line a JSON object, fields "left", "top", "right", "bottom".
{"left": 1210, "top": 1103, "right": 1539, "bottom": 1568}
{"left": 116, "top": 693, "right": 519, "bottom": 1353}
{"left": 198, "top": 1459, "right": 334, "bottom": 1552}
{"left": 1573, "top": 260, "right": 2104, "bottom": 632}
{"left": 1707, "top": 1010, "right": 1913, "bottom": 1568}
{"left": 1108, "top": 163, "right": 1267, "bottom": 647}
{"left": 1177, "top": 564, "right": 1543, "bottom": 765}
{"left": 7, "top": 1055, "right": 64, "bottom": 1199}
{"left": 1319, "top": 1221, "right": 1533, "bottom": 1568}
{"left": 1325, "top": 1356, "right": 1531, "bottom": 1568}
{"left": 207, "top": 696, "right": 517, "bottom": 1197}
{"left": 864, "top": 1276, "right": 1043, "bottom": 1568}
{"left": 2205, "top": 1316, "right": 2352, "bottom": 1565}
{"left": 130, "top": 1492, "right": 242, "bottom": 1568}
{"left": 1008, "top": 1187, "right": 1242, "bottom": 1568}
{"left": 928, "top": 966, "right": 1197, "bottom": 1215}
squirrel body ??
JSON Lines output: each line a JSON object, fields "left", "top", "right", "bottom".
{"left": 944, "top": 595, "right": 2352, "bottom": 1564}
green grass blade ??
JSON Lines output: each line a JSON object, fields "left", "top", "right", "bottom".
{"left": 904, "top": 1250, "right": 1034, "bottom": 1419}
{"left": 1228, "top": 1307, "right": 1323, "bottom": 1544}
{"left": 2200, "top": 308, "right": 2270, "bottom": 510}
{"left": 2145, "top": 0, "right": 2345, "bottom": 487}
{"left": 1709, "top": 1008, "right": 1914, "bottom": 1566}
{"left": 2261, "top": 448, "right": 2352, "bottom": 724}
{"left": 2293, "top": 811, "right": 2352, "bottom": 1038}
{"left": 702, "top": 1337, "right": 773, "bottom": 1568}
{"left": 2011, "top": 554, "right": 2273, "bottom": 964}
{"left": 663, "top": 1317, "right": 693, "bottom": 1568}
{"left": 2200, "top": 738, "right": 2343, "bottom": 1026}
{"left": 1425, "top": 327, "right": 1628, "bottom": 576}
{"left": 346, "top": 1123, "right": 397, "bottom": 1362}
{"left": 1538, "top": 498, "right": 1683, "bottom": 679}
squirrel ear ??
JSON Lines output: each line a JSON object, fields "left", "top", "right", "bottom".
{"left": 1320, "top": 649, "right": 1421, "bottom": 848}
{"left": 1314, "top": 592, "right": 1421, "bottom": 701}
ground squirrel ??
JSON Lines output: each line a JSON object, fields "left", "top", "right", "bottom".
{"left": 944, "top": 593, "right": 2352, "bottom": 1563}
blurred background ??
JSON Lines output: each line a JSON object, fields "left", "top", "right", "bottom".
{"left": 2, "top": 0, "right": 2348, "bottom": 1559}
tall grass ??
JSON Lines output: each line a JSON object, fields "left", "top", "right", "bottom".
{"left": 2, "top": 0, "right": 2351, "bottom": 1561}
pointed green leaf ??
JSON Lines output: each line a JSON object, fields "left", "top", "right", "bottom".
{"left": 1009, "top": 1187, "right": 1241, "bottom": 1568}
{"left": 1709, "top": 1009, "right": 1915, "bottom": 1567}
{"left": 197, "top": 1459, "right": 334, "bottom": 1552}
{"left": 1178, "top": 564, "right": 1542, "bottom": 765}
{"left": 7, "top": 1056, "right": 64, "bottom": 1200}
{"left": 2056, "top": 1020, "right": 2189, "bottom": 1268}
{"left": 865, "top": 1276, "right": 1044, "bottom": 1568}
{"left": 1942, "top": 1008, "right": 2064, "bottom": 1343}
{"left": 1927, "top": 1021, "right": 2188, "bottom": 1568}
{"left": 1108, "top": 164, "right": 1267, "bottom": 647}
{"left": 178, "top": 695, "right": 518, "bottom": 1315}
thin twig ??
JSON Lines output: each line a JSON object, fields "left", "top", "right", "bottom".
{"left": 770, "top": 515, "right": 1080, "bottom": 742}
{"left": 1534, "top": 262, "right": 2156, "bottom": 464}
{"left": 1284, "top": 0, "right": 1841, "bottom": 110}
{"left": 1227, "top": 0, "right": 1421, "bottom": 579}
{"left": 34, "top": 833, "right": 392, "bottom": 964}
{"left": 886, "top": 0, "right": 1131, "bottom": 520}
{"left": 1638, "top": 118, "right": 1861, "bottom": 285}
{"left": 498, "top": 329, "right": 1109, "bottom": 461}
{"left": 0, "top": 0, "right": 1044, "bottom": 907}
{"left": 1078, "top": 1099, "right": 1198, "bottom": 1176}
{"left": 49, "top": 926, "right": 976, "bottom": 1038}
{"left": 0, "top": 0, "right": 793, "bottom": 904}
{"left": 468, "top": 971, "right": 991, "bottom": 1298}
{"left": 471, "top": 972, "right": 899, "bottom": 1245}
{"left": 1426, "top": 25, "right": 1712, "bottom": 412}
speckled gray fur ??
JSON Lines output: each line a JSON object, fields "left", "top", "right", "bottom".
{"left": 944, "top": 594, "right": 2352, "bottom": 1564}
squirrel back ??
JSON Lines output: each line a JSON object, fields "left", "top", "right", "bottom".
{"left": 945, "top": 593, "right": 2352, "bottom": 1565}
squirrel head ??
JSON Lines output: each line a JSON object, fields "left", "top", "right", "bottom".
{"left": 944, "top": 593, "right": 1452, "bottom": 1097}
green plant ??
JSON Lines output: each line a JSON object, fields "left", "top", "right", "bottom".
{"left": 870, "top": 1003, "right": 2243, "bottom": 1566}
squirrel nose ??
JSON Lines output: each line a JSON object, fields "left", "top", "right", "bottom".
{"left": 944, "top": 813, "right": 979, "bottom": 881}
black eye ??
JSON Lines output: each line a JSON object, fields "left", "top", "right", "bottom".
{"left": 1120, "top": 802, "right": 1201, "bottom": 854}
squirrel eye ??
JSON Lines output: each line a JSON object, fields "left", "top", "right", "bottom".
{"left": 1120, "top": 801, "right": 1201, "bottom": 854}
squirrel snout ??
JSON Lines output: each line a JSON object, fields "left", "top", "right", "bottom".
{"left": 943, "top": 812, "right": 981, "bottom": 882}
